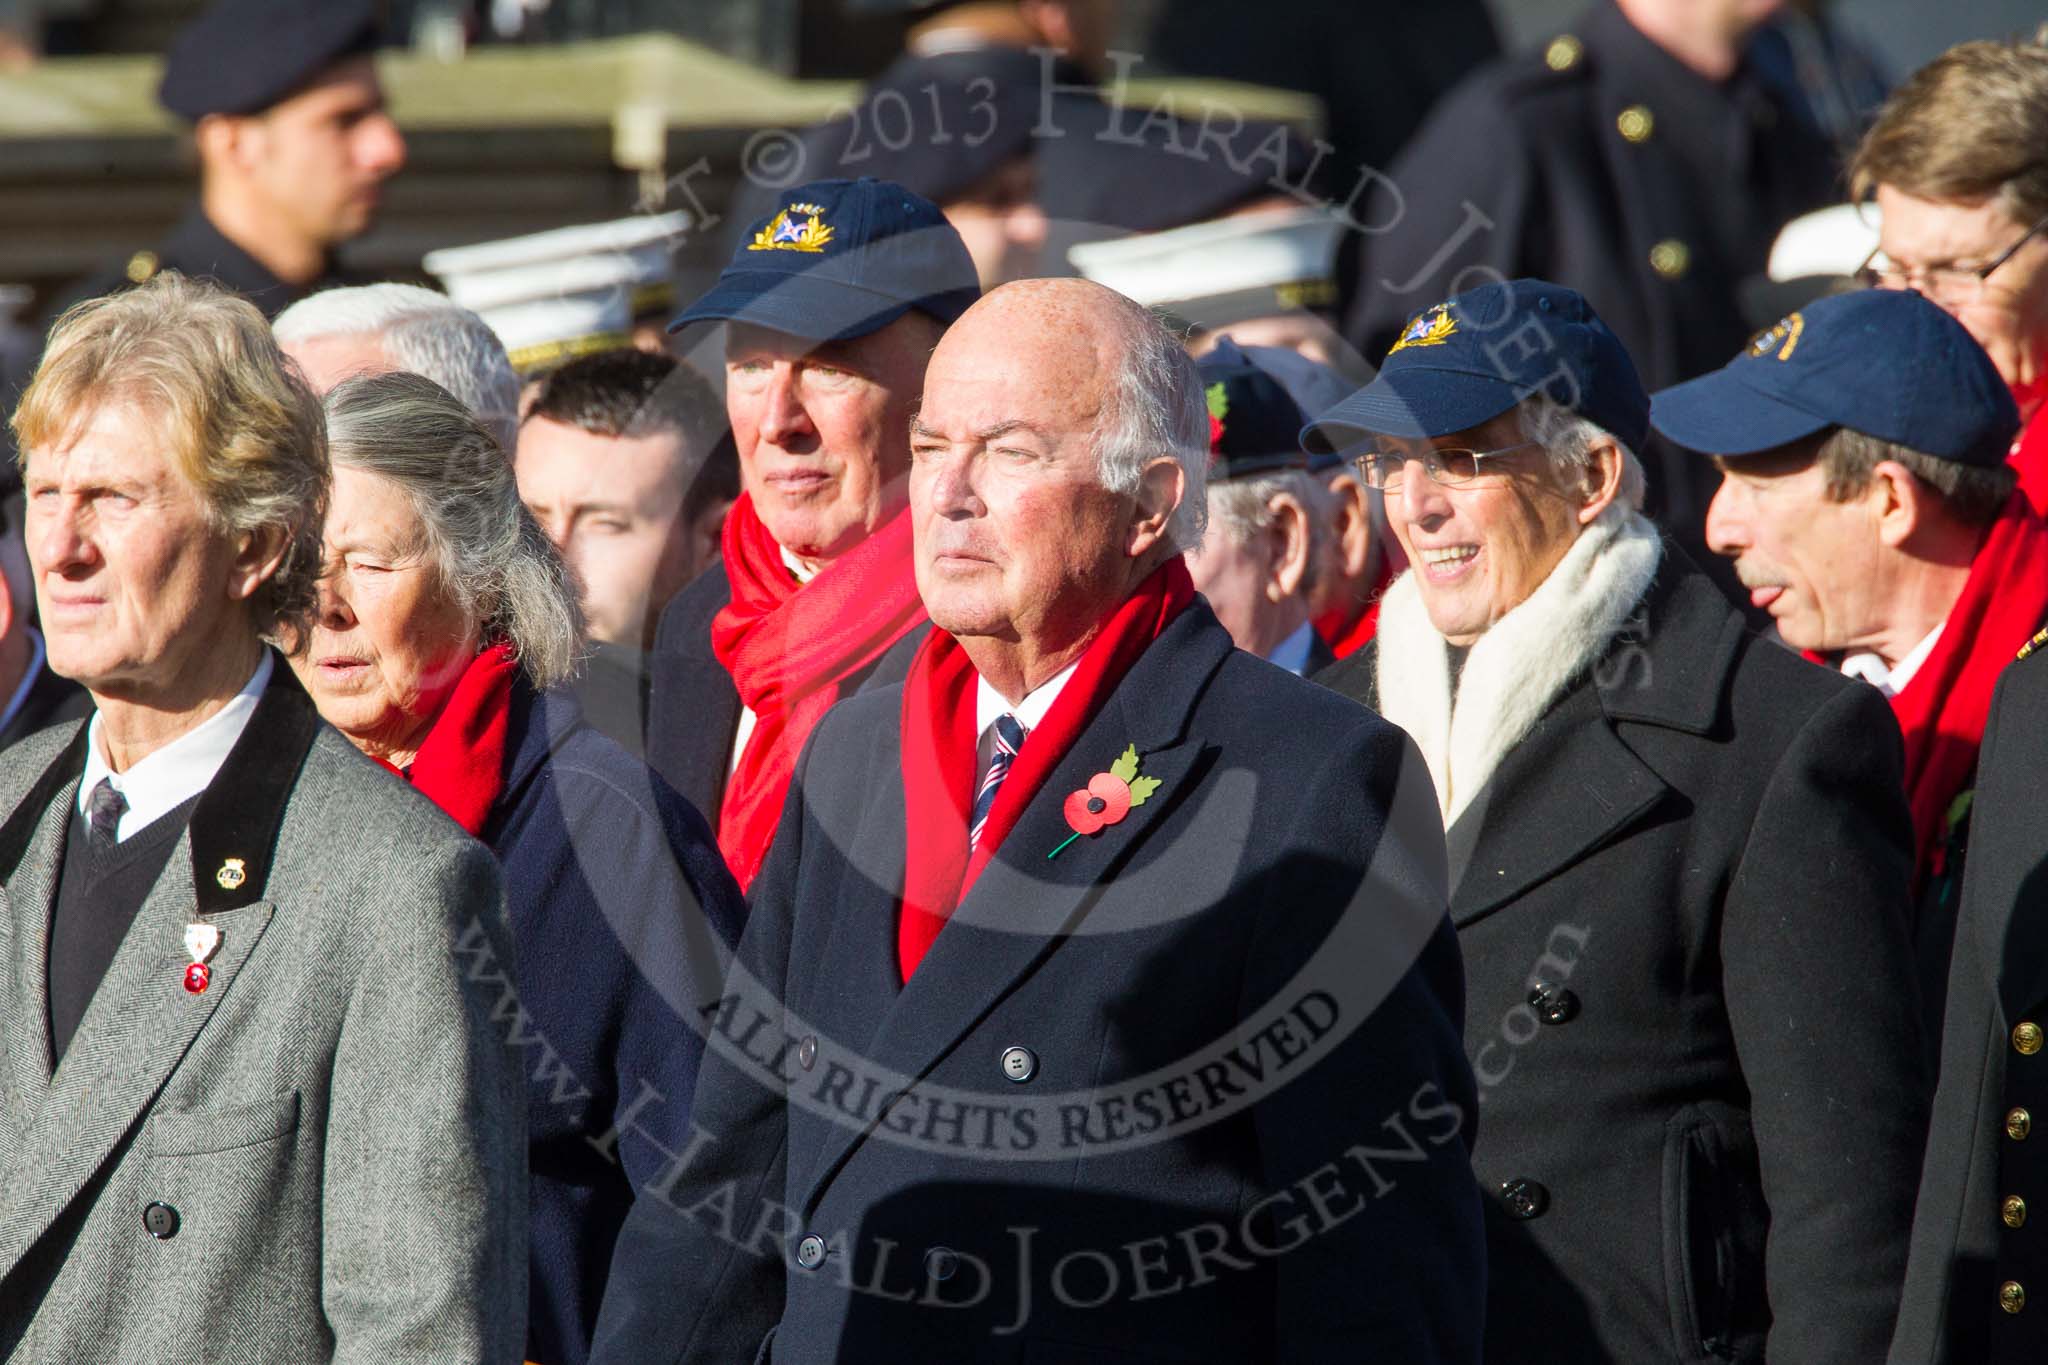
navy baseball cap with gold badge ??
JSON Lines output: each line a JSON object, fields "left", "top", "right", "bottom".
{"left": 1302, "top": 279, "right": 1650, "bottom": 455}
{"left": 671, "top": 178, "right": 980, "bottom": 343}
{"left": 1650, "top": 287, "right": 2019, "bottom": 463}
{"left": 159, "top": 0, "right": 381, "bottom": 120}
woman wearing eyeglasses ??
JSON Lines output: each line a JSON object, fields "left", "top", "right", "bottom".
{"left": 1310, "top": 280, "right": 1930, "bottom": 1365}
{"left": 1850, "top": 36, "right": 2048, "bottom": 511}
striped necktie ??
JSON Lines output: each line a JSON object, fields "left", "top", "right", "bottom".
{"left": 969, "top": 713, "right": 1026, "bottom": 852}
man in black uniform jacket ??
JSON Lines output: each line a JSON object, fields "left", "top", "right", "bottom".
{"left": 54, "top": 0, "right": 405, "bottom": 322}
{"left": 1892, "top": 628, "right": 2048, "bottom": 1362}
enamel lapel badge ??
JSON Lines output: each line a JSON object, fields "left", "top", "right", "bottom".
{"left": 183, "top": 921, "right": 221, "bottom": 995}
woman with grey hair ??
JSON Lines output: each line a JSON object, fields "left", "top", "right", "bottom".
{"left": 291, "top": 370, "right": 746, "bottom": 1365}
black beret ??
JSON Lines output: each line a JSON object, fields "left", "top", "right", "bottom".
{"left": 158, "top": 0, "right": 381, "bottom": 121}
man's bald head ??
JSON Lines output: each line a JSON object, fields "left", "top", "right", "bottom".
{"left": 910, "top": 277, "right": 1209, "bottom": 699}
{"left": 929, "top": 278, "right": 1209, "bottom": 552}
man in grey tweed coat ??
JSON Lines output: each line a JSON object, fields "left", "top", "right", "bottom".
{"left": 0, "top": 272, "right": 527, "bottom": 1362}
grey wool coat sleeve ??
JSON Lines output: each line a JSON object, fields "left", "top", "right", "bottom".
{"left": 0, "top": 673, "right": 529, "bottom": 1364}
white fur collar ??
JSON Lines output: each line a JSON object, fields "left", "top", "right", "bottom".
{"left": 1375, "top": 506, "right": 1663, "bottom": 826}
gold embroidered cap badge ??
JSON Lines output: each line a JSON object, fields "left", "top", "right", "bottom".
{"left": 748, "top": 203, "right": 835, "bottom": 254}
{"left": 1747, "top": 312, "right": 1805, "bottom": 362}
{"left": 1389, "top": 305, "right": 1458, "bottom": 354}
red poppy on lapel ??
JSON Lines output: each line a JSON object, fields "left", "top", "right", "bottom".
{"left": 1051, "top": 744, "right": 1164, "bottom": 856}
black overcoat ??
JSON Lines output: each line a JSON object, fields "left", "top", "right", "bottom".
{"left": 592, "top": 605, "right": 1486, "bottom": 1364}
{"left": 1890, "top": 642, "right": 2048, "bottom": 1365}
{"left": 1321, "top": 562, "right": 1930, "bottom": 1364}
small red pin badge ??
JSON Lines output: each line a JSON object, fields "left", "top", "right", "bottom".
{"left": 183, "top": 921, "right": 220, "bottom": 994}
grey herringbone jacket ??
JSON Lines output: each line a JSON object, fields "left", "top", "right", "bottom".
{"left": 0, "top": 665, "right": 528, "bottom": 1362}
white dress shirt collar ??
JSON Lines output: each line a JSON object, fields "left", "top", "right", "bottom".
{"left": 0, "top": 629, "right": 47, "bottom": 737}
{"left": 79, "top": 651, "right": 273, "bottom": 843}
{"left": 974, "top": 660, "right": 1080, "bottom": 779}
{"left": 1840, "top": 622, "right": 1944, "bottom": 699}
{"left": 780, "top": 542, "right": 818, "bottom": 586}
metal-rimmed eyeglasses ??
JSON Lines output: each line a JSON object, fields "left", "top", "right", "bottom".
{"left": 1352, "top": 441, "right": 1544, "bottom": 492}
{"left": 1854, "top": 211, "right": 2048, "bottom": 311}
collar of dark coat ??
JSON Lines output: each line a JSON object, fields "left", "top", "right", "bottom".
{"left": 662, "top": 562, "right": 732, "bottom": 664}
{"left": 1326, "top": 547, "right": 1742, "bottom": 737}
{"left": 0, "top": 649, "right": 321, "bottom": 915}
{"left": 1441, "top": 555, "right": 1747, "bottom": 921}
{"left": 497, "top": 672, "right": 587, "bottom": 817}
{"left": 1590, "top": 549, "right": 1746, "bottom": 735}
{"left": 164, "top": 205, "right": 330, "bottom": 317}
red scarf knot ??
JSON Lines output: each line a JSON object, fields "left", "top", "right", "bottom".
{"left": 711, "top": 492, "right": 929, "bottom": 891}
{"left": 895, "top": 557, "right": 1196, "bottom": 981}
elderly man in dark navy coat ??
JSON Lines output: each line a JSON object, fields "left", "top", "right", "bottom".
{"left": 591, "top": 277, "right": 1484, "bottom": 1364}
{"left": 1313, "top": 279, "right": 1929, "bottom": 1364}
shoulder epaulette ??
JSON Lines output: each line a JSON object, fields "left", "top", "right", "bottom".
{"left": 2016, "top": 624, "right": 2048, "bottom": 662}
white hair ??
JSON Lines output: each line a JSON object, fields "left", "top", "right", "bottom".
{"left": 1516, "top": 395, "right": 1648, "bottom": 512}
{"left": 1094, "top": 308, "right": 1210, "bottom": 553}
{"left": 274, "top": 284, "right": 519, "bottom": 455}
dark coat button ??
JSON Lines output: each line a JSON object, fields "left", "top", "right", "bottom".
{"left": 796, "top": 1234, "right": 826, "bottom": 1269}
{"left": 925, "top": 1247, "right": 959, "bottom": 1282}
{"left": 1500, "top": 1178, "right": 1550, "bottom": 1220}
{"left": 796, "top": 1035, "right": 818, "bottom": 1071}
{"left": 1528, "top": 982, "right": 1580, "bottom": 1025}
{"left": 1001, "top": 1046, "right": 1037, "bottom": 1083}
{"left": 142, "top": 1202, "right": 180, "bottom": 1239}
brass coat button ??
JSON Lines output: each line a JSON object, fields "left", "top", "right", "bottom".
{"left": 2001, "top": 1280, "right": 2027, "bottom": 1314}
{"left": 1545, "top": 35, "right": 1583, "bottom": 72}
{"left": 2009, "top": 1107, "right": 2033, "bottom": 1141}
{"left": 2015, "top": 1020, "right": 2043, "bottom": 1054}
{"left": 1617, "top": 105, "right": 1655, "bottom": 143}
{"left": 1650, "top": 240, "right": 1691, "bottom": 280}
{"left": 2005, "top": 1195, "right": 2028, "bottom": 1228}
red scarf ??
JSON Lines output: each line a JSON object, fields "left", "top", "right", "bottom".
{"left": 896, "top": 558, "right": 1195, "bottom": 980}
{"left": 2011, "top": 392, "right": 2048, "bottom": 518}
{"left": 712, "top": 492, "right": 928, "bottom": 890}
{"left": 1890, "top": 492, "right": 2048, "bottom": 884}
{"left": 379, "top": 643, "right": 519, "bottom": 837}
